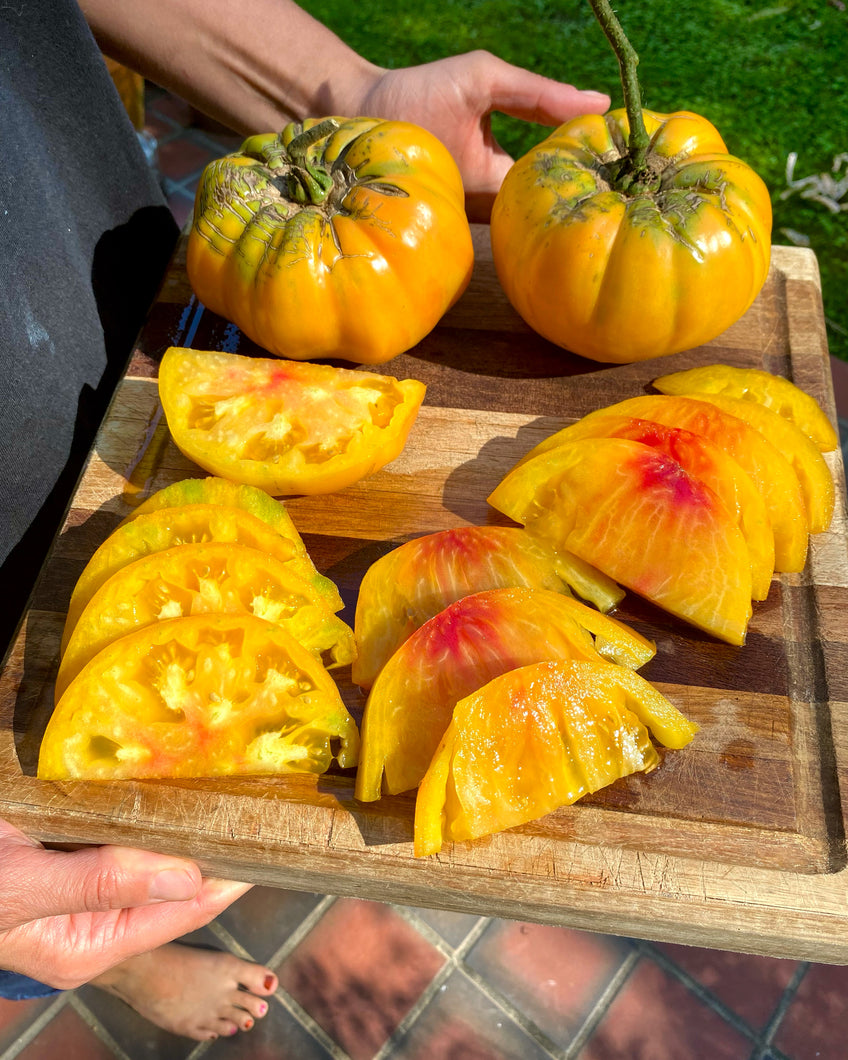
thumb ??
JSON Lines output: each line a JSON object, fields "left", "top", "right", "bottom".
{"left": 485, "top": 58, "right": 610, "bottom": 125}
{"left": 0, "top": 820, "right": 202, "bottom": 928}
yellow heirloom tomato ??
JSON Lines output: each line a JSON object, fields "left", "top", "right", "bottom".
{"left": 490, "top": 108, "right": 772, "bottom": 363}
{"left": 490, "top": 0, "right": 772, "bottom": 364}
{"left": 186, "top": 117, "right": 474, "bottom": 364}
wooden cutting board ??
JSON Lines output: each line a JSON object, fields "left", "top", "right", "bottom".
{"left": 3, "top": 226, "right": 848, "bottom": 963}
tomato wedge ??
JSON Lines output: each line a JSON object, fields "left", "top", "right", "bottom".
{"left": 489, "top": 437, "right": 754, "bottom": 645}
{"left": 414, "top": 659, "right": 697, "bottom": 856}
{"left": 40, "top": 614, "right": 359, "bottom": 781}
{"left": 122, "top": 476, "right": 342, "bottom": 609}
{"left": 652, "top": 364, "right": 839, "bottom": 452}
{"left": 158, "top": 348, "right": 426, "bottom": 496}
{"left": 60, "top": 502, "right": 349, "bottom": 655}
{"left": 352, "top": 526, "right": 572, "bottom": 689}
{"left": 354, "top": 586, "right": 655, "bottom": 802}
{"left": 56, "top": 542, "right": 356, "bottom": 699}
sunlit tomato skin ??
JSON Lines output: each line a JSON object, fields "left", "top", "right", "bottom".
{"left": 187, "top": 117, "right": 474, "bottom": 364}
{"left": 490, "top": 109, "right": 772, "bottom": 363}
{"left": 352, "top": 526, "right": 573, "bottom": 689}
{"left": 414, "top": 659, "right": 698, "bottom": 857}
{"left": 354, "top": 586, "right": 654, "bottom": 802}
{"left": 158, "top": 348, "right": 426, "bottom": 496}
{"left": 39, "top": 614, "right": 360, "bottom": 781}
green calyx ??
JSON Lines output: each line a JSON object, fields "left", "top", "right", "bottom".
{"left": 588, "top": 0, "right": 658, "bottom": 196}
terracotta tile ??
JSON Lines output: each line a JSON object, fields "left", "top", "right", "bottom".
{"left": 276, "top": 898, "right": 446, "bottom": 1060}
{"left": 77, "top": 936, "right": 218, "bottom": 1060}
{"left": 465, "top": 921, "right": 632, "bottom": 1048}
{"left": 0, "top": 995, "right": 59, "bottom": 1052}
{"left": 214, "top": 886, "right": 325, "bottom": 964}
{"left": 772, "top": 962, "right": 848, "bottom": 1059}
{"left": 148, "top": 93, "right": 195, "bottom": 130}
{"left": 15, "top": 1004, "right": 117, "bottom": 1060}
{"left": 157, "top": 137, "right": 218, "bottom": 182}
{"left": 205, "top": 996, "right": 335, "bottom": 1060}
{"left": 77, "top": 980, "right": 196, "bottom": 1060}
{"left": 408, "top": 905, "right": 485, "bottom": 947}
{"left": 580, "top": 955, "right": 752, "bottom": 1060}
{"left": 653, "top": 941, "right": 798, "bottom": 1028}
{"left": 391, "top": 968, "right": 558, "bottom": 1060}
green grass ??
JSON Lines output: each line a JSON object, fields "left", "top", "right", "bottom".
{"left": 300, "top": 0, "right": 848, "bottom": 360}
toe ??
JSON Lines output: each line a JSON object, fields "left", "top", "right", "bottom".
{"left": 237, "top": 963, "right": 278, "bottom": 996}
{"left": 237, "top": 992, "right": 270, "bottom": 1021}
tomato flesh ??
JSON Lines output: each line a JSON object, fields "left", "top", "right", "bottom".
{"left": 39, "top": 614, "right": 360, "bottom": 780}
{"left": 158, "top": 348, "right": 426, "bottom": 496}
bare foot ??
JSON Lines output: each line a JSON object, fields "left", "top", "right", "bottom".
{"left": 89, "top": 942, "right": 278, "bottom": 1040}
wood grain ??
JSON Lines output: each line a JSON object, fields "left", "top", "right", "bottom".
{"left": 3, "top": 227, "right": 848, "bottom": 963}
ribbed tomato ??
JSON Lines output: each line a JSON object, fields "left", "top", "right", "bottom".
{"left": 186, "top": 117, "right": 473, "bottom": 364}
{"left": 158, "top": 348, "right": 426, "bottom": 496}
{"left": 490, "top": 108, "right": 772, "bottom": 363}
{"left": 354, "top": 586, "right": 655, "bottom": 802}
{"left": 39, "top": 614, "right": 359, "bottom": 781}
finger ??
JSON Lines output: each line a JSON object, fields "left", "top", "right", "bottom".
{"left": 485, "top": 59, "right": 610, "bottom": 125}
{"left": 0, "top": 832, "right": 207, "bottom": 927}
{"left": 102, "top": 878, "right": 254, "bottom": 958}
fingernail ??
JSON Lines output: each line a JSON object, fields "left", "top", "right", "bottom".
{"left": 149, "top": 869, "right": 198, "bottom": 901}
{"left": 264, "top": 974, "right": 275, "bottom": 990}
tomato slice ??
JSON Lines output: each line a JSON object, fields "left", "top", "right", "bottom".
{"left": 158, "top": 348, "right": 426, "bottom": 496}
{"left": 667, "top": 392, "right": 834, "bottom": 535}
{"left": 652, "top": 364, "right": 839, "bottom": 452}
{"left": 354, "top": 586, "right": 655, "bottom": 802}
{"left": 489, "top": 437, "right": 754, "bottom": 645}
{"left": 60, "top": 502, "right": 349, "bottom": 655}
{"left": 414, "top": 659, "right": 697, "bottom": 857}
{"left": 56, "top": 542, "right": 356, "bottom": 699}
{"left": 519, "top": 414, "right": 775, "bottom": 601}
{"left": 352, "top": 526, "right": 574, "bottom": 689}
{"left": 123, "top": 476, "right": 342, "bottom": 608}
{"left": 39, "top": 614, "right": 359, "bottom": 780}
{"left": 515, "top": 395, "right": 809, "bottom": 574}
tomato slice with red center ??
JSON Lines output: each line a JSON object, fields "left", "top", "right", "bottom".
{"left": 158, "top": 348, "right": 426, "bottom": 496}
{"left": 355, "top": 586, "right": 656, "bottom": 802}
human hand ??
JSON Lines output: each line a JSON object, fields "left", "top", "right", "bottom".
{"left": 357, "top": 50, "right": 610, "bottom": 221}
{"left": 0, "top": 818, "right": 251, "bottom": 989}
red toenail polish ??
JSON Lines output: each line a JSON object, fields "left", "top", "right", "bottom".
{"left": 264, "top": 974, "right": 275, "bottom": 990}
{"left": 244, "top": 1018, "right": 254, "bottom": 1030}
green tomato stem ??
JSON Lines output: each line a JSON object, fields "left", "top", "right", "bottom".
{"left": 588, "top": 0, "right": 652, "bottom": 186}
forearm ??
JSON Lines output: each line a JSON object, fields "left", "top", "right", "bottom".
{"left": 79, "top": 0, "right": 383, "bottom": 133}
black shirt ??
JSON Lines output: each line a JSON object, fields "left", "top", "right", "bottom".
{"left": 0, "top": 0, "right": 178, "bottom": 656}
